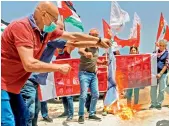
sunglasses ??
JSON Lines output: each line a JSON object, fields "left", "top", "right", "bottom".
{"left": 46, "top": 11, "right": 58, "bottom": 23}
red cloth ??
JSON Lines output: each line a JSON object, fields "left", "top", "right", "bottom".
{"left": 1, "top": 17, "right": 63, "bottom": 94}
{"left": 56, "top": 51, "right": 70, "bottom": 59}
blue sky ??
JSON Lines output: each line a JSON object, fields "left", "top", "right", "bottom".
{"left": 1, "top": 1, "right": 169, "bottom": 58}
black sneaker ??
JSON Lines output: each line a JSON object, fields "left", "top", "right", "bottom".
{"left": 149, "top": 105, "right": 156, "bottom": 110}
{"left": 66, "top": 116, "right": 73, "bottom": 122}
{"left": 78, "top": 116, "right": 84, "bottom": 124}
{"left": 89, "top": 115, "right": 101, "bottom": 121}
{"left": 43, "top": 116, "right": 53, "bottom": 122}
{"left": 58, "top": 112, "right": 67, "bottom": 118}
{"left": 156, "top": 105, "right": 162, "bottom": 110}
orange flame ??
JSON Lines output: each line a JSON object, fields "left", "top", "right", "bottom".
{"left": 118, "top": 104, "right": 141, "bottom": 120}
{"left": 104, "top": 101, "right": 141, "bottom": 120}
{"left": 117, "top": 105, "right": 134, "bottom": 120}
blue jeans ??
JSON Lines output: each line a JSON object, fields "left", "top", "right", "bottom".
{"left": 1, "top": 90, "right": 30, "bottom": 126}
{"left": 41, "top": 101, "right": 49, "bottom": 118}
{"left": 85, "top": 94, "right": 92, "bottom": 111}
{"left": 62, "top": 96, "right": 74, "bottom": 117}
{"left": 126, "top": 88, "right": 140, "bottom": 105}
{"left": 151, "top": 74, "right": 167, "bottom": 106}
{"left": 78, "top": 71, "right": 99, "bottom": 116}
{"left": 21, "top": 80, "right": 40, "bottom": 126}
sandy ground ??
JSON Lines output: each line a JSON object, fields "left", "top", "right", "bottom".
{"left": 37, "top": 87, "right": 169, "bottom": 126}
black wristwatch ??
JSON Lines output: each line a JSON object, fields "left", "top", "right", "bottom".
{"left": 97, "top": 37, "right": 102, "bottom": 43}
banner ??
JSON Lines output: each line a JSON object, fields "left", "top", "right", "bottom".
{"left": 39, "top": 57, "right": 108, "bottom": 101}
{"left": 115, "top": 54, "right": 157, "bottom": 90}
{"left": 39, "top": 54, "right": 157, "bottom": 101}
{"left": 53, "top": 57, "right": 108, "bottom": 97}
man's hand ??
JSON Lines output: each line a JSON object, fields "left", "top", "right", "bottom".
{"left": 97, "top": 38, "right": 112, "bottom": 48}
{"left": 58, "top": 64, "right": 71, "bottom": 74}
{"left": 85, "top": 52, "right": 93, "bottom": 59}
{"left": 102, "top": 60, "right": 108, "bottom": 65}
{"left": 65, "top": 41, "right": 75, "bottom": 48}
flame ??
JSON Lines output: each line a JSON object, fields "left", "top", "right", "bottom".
{"left": 118, "top": 104, "right": 141, "bottom": 120}
{"left": 117, "top": 105, "right": 134, "bottom": 120}
{"left": 104, "top": 102, "right": 141, "bottom": 120}
{"left": 104, "top": 101, "right": 120, "bottom": 114}
{"left": 104, "top": 69, "right": 142, "bottom": 120}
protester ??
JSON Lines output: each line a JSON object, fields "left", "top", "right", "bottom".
{"left": 126, "top": 46, "right": 140, "bottom": 107}
{"left": 78, "top": 29, "right": 108, "bottom": 124}
{"left": 1, "top": 1, "right": 112, "bottom": 125}
{"left": 150, "top": 39, "right": 168, "bottom": 110}
{"left": 55, "top": 46, "right": 75, "bottom": 121}
{"left": 40, "top": 101, "right": 53, "bottom": 122}
{"left": 20, "top": 39, "right": 67, "bottom": 126}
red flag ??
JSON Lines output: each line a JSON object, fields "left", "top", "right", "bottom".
{"left": 102, "top": 19, "right": 111, "bottom": 39}
{"left": 156, "top": 13, "right": 164, "bottom": 41}
{"left": 164, "top": 25, "right": 169, "bottom": 41}
{"left": 114, "top": 36, "right": 137, "bottom": 48}
{"left": 58, "top": 1, "right": 73, "bottom": 19}
{"left": 135, "top": 23, "right": 141, "bottom": 47}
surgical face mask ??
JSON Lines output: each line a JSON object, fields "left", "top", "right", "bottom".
{"left": 43, "top": 22, "right": 57, "bottom": 33}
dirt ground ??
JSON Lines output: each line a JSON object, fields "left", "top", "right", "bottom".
{"left": 37, "top": 87, "right": 169, "bottom": 126}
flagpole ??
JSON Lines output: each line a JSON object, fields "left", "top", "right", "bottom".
{"left": 110, "top": 1, "right": 120, "bottom": 111}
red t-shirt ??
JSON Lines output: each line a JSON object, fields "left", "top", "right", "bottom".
{"left": 1, "top": 17, "right": 63, "bottom": 94}
{"left": 56, "top": 51, "right": 71, "bottom": 59}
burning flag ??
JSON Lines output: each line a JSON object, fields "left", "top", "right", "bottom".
{"left": 102, "top": 19, "right": 119, "bottom": 111}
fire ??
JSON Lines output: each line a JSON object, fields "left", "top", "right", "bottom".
{"left": 117, "top": 105, "right": 134, "bottom": 120}
{"left": 104, "top": 102, "right": 141, "bottom": 120}
{"left": 104, "top": 101, "right": 120, "bottom": 114}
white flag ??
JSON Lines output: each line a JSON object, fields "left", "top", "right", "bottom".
{"left": 110, "top": 1, "right": 130, "bottom": 32}
{"left": 129, "top": 12, "right": 141, "bottom": 39}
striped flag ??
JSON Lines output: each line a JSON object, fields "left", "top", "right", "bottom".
{"left": 57, "top": 1, "right": 84, "bottom": 31}
{"left": 102, "top": 19, "right": 118, "bottom": 106}
{"left": 103, "top": 45, "right": 119, "bottom": 106}
{"left": 1, "top": 23, "right": 7, "bottom": 34}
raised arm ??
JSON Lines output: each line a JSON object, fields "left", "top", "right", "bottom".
{"left": 16, "top": 46, "right": 70, "bottom": 74}
{"left": 59, "top": 31, "right": 112, "bottom": 48}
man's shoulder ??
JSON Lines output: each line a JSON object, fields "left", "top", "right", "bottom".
{"left": 9, "top": 17, "right": 31, "bottom": 30}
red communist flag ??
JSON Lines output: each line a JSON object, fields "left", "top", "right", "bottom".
{"left": 156, "top": 13, "right": 164, "bottom": 41}
{"left": 114, "top": 36, "right": 137, "bottom": 48}
{"left": 135, "top": 23, "right": 141, "bottom": 47}
{"left": 102, "top": 19, "right": 111, "bottom": 39}
{"left": 164, "top": 25, "right": 169, "bottom": 41}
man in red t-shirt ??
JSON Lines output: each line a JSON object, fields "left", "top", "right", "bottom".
{"left": 1, "top": 2, "right": 112, "bottom": 125}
